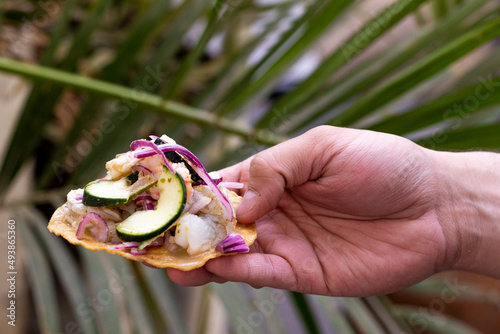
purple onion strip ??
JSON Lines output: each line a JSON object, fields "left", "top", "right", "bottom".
{"left": 111, "top": 242, "right": 140, "bottom": 250}
{"left": 136, "top": 165, "right": 155, "bottom": 177}
{"left": 130, "top": 140, "right": 175, "bottom": 173}
{"left": 143, "top": 200, "right": 155, "bottom": 210}
{"left": 76, "top": 213, "right": 109, "bottom": 242}
{"left": 188, "top": 197, "right": 212, "bottom": 214}
{"left": 148, "top": 235, "right": 165, "bottom": 247}
{"left": 216, "top": 233, "right": 249, "bottom": 254}
{"left": 134, "top": 194, "right": 153, "bottom": 203}
{"left": 134, "top": 194, "right": 156, "bottom": 210}
{"left": 131, "top": 247, "right": 147, "bottom": 256}
{"left": 223, "top": 244, "right": 251, "bottom": 253}
{"left": 133, "top": 143, "right": 233, "bottom": 222}
{"left": 112, "top": 236, "right": 164, "bottom": 251}
{"left": 193, "top": 177, "right": 222, "bottom": 186}
{"left": 218, "top": 181, "right": 244, "bottom": 189}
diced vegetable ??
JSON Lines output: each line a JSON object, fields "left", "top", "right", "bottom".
{"left": 216, "top": 233, "right": 249, "bottom": 254}
{"left": 76, "top": 213, "right": 109, "bottom": 242}
{"left": 116, "top": 166, "right": 186, "bottom": 242}
{"left": 83, "top": 174, "right": 157, "bottom": 207}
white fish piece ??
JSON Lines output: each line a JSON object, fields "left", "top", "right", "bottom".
{"left": 106, "top": 151, "right": 140, "bottom": 180}
{"left": 174, "top": 213, "right": 226, "bottom": 255}
{"left": 196, "top": 185, "right": 223, "bottom": 216}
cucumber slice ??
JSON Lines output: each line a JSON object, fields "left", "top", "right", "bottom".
{"left": 116, "top": 166, "right": 186, "bottom": 242}
{"left": 83, "top": 175, "right": 157, "bottom": 207}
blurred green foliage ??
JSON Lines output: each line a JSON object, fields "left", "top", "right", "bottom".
{"left": 2, "top": 0, "right": 500, "bottom": 333}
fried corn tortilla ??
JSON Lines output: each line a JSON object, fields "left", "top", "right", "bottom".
{"left": 48, "top": 207, "right": 257, "bottom": 270}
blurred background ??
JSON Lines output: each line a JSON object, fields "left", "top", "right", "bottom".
{"left": 1, "top": 0, "right": 500, "bottom": 333}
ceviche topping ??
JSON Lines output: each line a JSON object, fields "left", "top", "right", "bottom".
{"left": 62, "top": 135, "right": 247, "bottom": 256}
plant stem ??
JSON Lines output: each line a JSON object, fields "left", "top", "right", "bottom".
{"left": 0, "top": 57, "right": 284, "bottom": 146}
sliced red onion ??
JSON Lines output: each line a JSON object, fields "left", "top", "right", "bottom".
{"left": 111, "top": 242, "right": 140, "bottom": 250}
{"left": 134, "top": 194, "right": 156, "bottom": 210}
{"left": 149, "top": 135, "right": 159, "bottom": 141}
{"left": 218, "top": 181, "right": 244, "bottom": 189}
{"left": 193, "top": 171, "right": 222, "bottom": 186}
{"left": 143, "top": 200, "right": 155, "bottom": 210}
{"left": 130, "top": 140, "right": 175, "bottom": 173}
{"left": 137, "top": 234, "right": 166, "bottom": 251}
{"left": 111, "top": 235, "right": 164, "bottom": 252}
{"left": 188, "top": 197, "right": 212, "bottom": 214}
{"left": 134, "top": 194, "right": 153, "bottom": 203}
{"left": 74, "top": 196, "right": 83, "bottom": 201}
{"left": 136, "top": 164, "right": 155, "bottom": 177}
{"left": 223, "top": 244, "right": 251, "bottom": 253}
{"left": 131, "top": 247, "right": 147, "bottom": 256}
{"left": 76, "top": 213, "right": 109, "bottom": 242}
{"left": 133, "top": 143, "right": 233, "bottom": 222}
{"left": 216, "top": 233, "right": 249, "bottom": 254}
{"left": 193, "top": 177, "right": 222, "bottom": 186}
{"left": 148, "top": 235, "right": 165, "bottom": 247}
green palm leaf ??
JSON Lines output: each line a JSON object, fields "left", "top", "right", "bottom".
{"left": 25, "top": 208, "right": 100, "bottom": 334}
{"left": 0, "top": 57, "right": 283, "bottom": 146}
{"left": 328, "top": 16, "right": 500, "bottom": 127}
{"left": 285, "top": 0, "right": 491, "bottom": 134}
{"left": 18, "top": 216, "right": 59, "bottom": 334}
{"left": 257, "top": 0, "right": 428, "bottom": 129}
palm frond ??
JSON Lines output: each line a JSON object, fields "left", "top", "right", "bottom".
{"left": 258, "top": 0, "right": 428, "bottom": 129}
{"left": 25, "top": 208, "right": 101, "bottom": 334}
{"left": 18, "top": 215, "right": 59, "bottom": 334}
{"left": 0, "top": 57, "right": 283, "bottom": 146}
{"left": 79, "top": 248, "right": 124, "bottom": 334}
{"left": 285, "top": 0, "right": 492, "bottom": 134}
{"left": 139, "top": 266, "right": 189, "bottom": 334}
{"left": 327, "top": 16, "right": 500, "bottom": 127}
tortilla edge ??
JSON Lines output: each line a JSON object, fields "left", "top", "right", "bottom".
{"left": 47, "top": 207, "right": 257, "bottom": 271}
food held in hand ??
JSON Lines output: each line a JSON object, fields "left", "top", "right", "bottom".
{"left": 48, "top": 135, "right": 256, "bottom": 270}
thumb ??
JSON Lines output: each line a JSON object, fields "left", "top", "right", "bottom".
{"left": 235, "top": 129, "right": 324, "bottom": 223}
{"left": 236, "top": 155, "right": 286, "bottom": 223}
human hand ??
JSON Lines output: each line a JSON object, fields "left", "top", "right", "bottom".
{"left": 167, "top": 126, "right": 500, "bottom": 296}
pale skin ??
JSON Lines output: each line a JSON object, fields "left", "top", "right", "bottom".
{"left": 166, "top": 126, "right": 500, "bottom": 296}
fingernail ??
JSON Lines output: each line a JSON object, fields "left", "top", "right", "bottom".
{"left": 237, "top": 190, "right": 258, "bottom": 217}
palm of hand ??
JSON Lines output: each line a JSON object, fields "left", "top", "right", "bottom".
{"left": 252, "top": 190, "right": 445, "bottom": 296}
{"left": 167, "top": 128, "right": 449, "bottom": 296}
{"left": 235, "top": 138, "right": 446, "bottom": 296}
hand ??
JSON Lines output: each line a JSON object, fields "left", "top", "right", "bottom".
{"left": 167, "top": 126, "right": 500, "bottom": 296}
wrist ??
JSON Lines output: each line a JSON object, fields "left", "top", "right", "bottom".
{"left": 431, "top": 149, "right": 500, "bottom": 277}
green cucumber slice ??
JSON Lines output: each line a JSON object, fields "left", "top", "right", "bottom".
{"left": 83, "top": 175, "right": 157, "bottom": 207}
{"left": 116, "top": 166, "right": 186, "bottom": 242}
